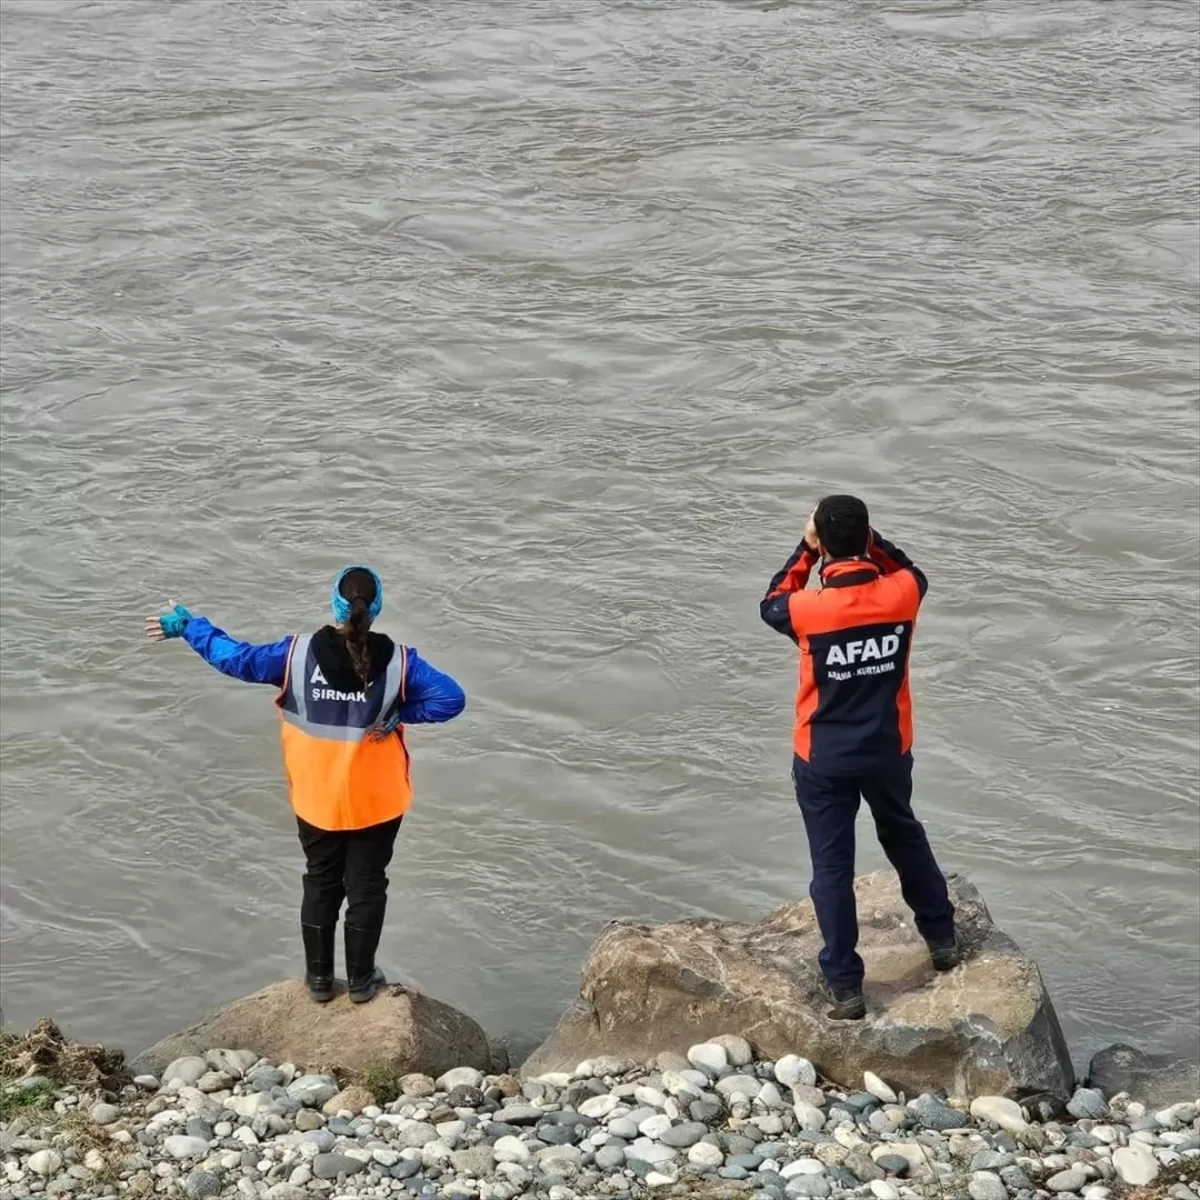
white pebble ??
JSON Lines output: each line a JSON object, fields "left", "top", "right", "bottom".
{"left": 27, "top": 1150, "right": 64, "bottom": 1178}
{"left": 645, "top": 1174, "right": 676, "bottom": 1189}
{"left": 781, "top": 1158, "right": 827, "bottom": 1177}
{"left": 775, "top": 1054, "right": 818, "bottom": 1089}
{"left": 794, "top": 1100, "right": 827, "bottom": 1131}
{"left": 710, "top": 1034, "right": 754, "bottom": 1067}
{"left": 634, "top": 1086, "right": 669, "bottom": 1109}
{"left": 969, "top": 1095, "right": 1028, "bottom": 1134}
{"left": 436, "top": 1067, "right": 484, "bottom": 1092}
{"left": 1113, "top": 1145, "right": 1159, "bottom": 1187}
{"left": 870, "top": 1184, "right": 900, "bottom": 1200}
{"left": 686, "top": 1043, "right": 728, "bottom": 1075}
{"left": 688, "top": 1142, "right": 724, "bottom": 1168}
{"left": 864, "top": 1071, "right": 898, "bottom": 1104}
{"left": 494, "top": 1137, "right": 531, "bottom": 1165}
{"left": 639, "top": 1114, "right": 672, "bottom": 1140}
{"left": 579, "top": 1094, "right": 620, "bottom": 1119}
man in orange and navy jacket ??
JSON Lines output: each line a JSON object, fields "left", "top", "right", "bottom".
{"left": 761, "top": 493, "right": 958, "bottom": 1019}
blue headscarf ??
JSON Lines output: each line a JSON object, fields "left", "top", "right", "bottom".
{"left": 331, "top": 565, "right": 384, "bottom": 626}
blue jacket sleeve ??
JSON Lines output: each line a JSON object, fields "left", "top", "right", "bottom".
{"left": 394, "top": 648, "right": 466, "bottom": 725}
{"left": 182, "top": 617, "right": 293, "bottom": 687}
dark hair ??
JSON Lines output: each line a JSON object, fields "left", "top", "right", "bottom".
{"left": 814, "top": 494, "right": 871, "bottom": 559}
{"left": 337, "top": 568, "right": 378, "bottom": 691}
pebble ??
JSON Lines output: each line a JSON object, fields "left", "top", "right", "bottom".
{"left": 794, "top": 1101, "right": 827, "bottom": 1131}
{"left": 968, "top": 1170, "right": 1010, "bottom": 1200}
{"left": 863, "top": 1072, "right": 898, "bottom": 1104}
{"left": 970, "top": 1095, "right": 1029, "bottom": 1134}
{"left": 312, "top": 1153, "right": 366, "bottom": 1179}
{"left": 1047, "top": 1167, "right": 1090, "bottom": 1192}
{"left": 875, "top": 1154, "right": 911, "bottom": 1176}
{"left": 1113, "top": 1144, "right": 1160, "bottom": 1186}
{"left": 437, "top": 1067, "right": 485, "bottom": 1092}
{"left": 28, "top": 1150, "right": 64, "bottom": 1177}
{"left": 689, "top": 1141, "right": 725, "bottom": 1167}
{"left": 163, "top": 1136, "right": 211, "bottom": 1160}
{"left": 89, "top": 1102, "right": 121, "bottom": 1126}
{"left": 1068, "top": 1089, "right": 1109, "bottom": 1121}
{"left": 184, "top": 1169, "right": 222, "bottom": 1199}
{"left": 711, "top": 1035, "right": 754, "bottom": 1067}
{"left": 869, "top": 1183, "right": 900, "bottom": 1200}
{"left": 775, "top": 1056, "right": 818, "bottom": 1090}
{"left": 660, "top": 1120, "right": 709, "bottom": 1147}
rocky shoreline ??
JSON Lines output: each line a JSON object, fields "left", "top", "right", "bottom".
{"left": 2, "top": 1032, "right": 1198, "bottom": 1200}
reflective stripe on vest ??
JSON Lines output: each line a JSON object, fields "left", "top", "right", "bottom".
{"left": 276, "top": 635, "right": 412, "bottom": 832}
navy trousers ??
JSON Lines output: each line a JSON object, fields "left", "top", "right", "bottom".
{"left": 792, "top": 753, "right": 955, "bottom": 990}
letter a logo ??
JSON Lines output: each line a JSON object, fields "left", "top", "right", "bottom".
{"left": 311, "top": 664, "right": 328, "bottom": 685}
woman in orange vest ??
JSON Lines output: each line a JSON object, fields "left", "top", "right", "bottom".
{"left": 145, "top": 566, "right": 465, "bottom": 1004}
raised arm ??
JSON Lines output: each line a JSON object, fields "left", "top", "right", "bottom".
{"left": 394, "top": 648, "right": 466, "bottom": 725}
{"left": 145, "top": 603, "right": 293, "bottom": 686}
{"left": 868, "top": 530, "right": 929, "bottom": 601}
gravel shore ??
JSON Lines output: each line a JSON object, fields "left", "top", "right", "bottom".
{"left": 2, "top": 1037, "right": 1197, "bottom": 1200}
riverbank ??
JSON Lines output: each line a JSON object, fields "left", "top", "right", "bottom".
{"left": 2, "top": 1023, "right": 1198, "bottom": 1200}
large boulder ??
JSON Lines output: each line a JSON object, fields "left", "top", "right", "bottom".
{"left": 131, "top": 981, "right": 499, "bottom": 1079}
{"left": 1086, "top": 1043, "right": 1200, "bottom": 1107}
{"left": 522, "top": 872, "right": 1074, "bottom": 1098}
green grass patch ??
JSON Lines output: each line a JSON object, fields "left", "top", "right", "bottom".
{"left": 353, "top": 1058, "right": 401, "bottom": 1105}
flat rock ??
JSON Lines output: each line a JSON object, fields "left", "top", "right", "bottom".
{"left": 1087, "top": 1043, "right": 1200, "bottom": 1109}
{"left": 1047, "top": 1168, "right": 1089, "bottom": 1192}
{"left": 520, "top": 872, "right": 1074, "bottom": 1096}
{"left": 163, "top": 1136, "right": 211, "bottom": 1160}
{"left": 311, "top": 1153, "right": 365, "bottom": 1180}
{"left": 970, "top": 1095, "right": 1027, "bottom": 1134}
{"left": 1112, "top": 1144, "right": 1160, "bottom": 1187}
{"left": 130, "top": 979, "right": 496, "bottom": 1079}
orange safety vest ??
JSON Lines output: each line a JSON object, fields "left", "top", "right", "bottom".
{"left": 275, "top": 634, "right": 413, "bottom": 831}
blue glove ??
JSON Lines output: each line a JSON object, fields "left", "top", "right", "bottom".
{"left": 158, "top": 604, "right": 194, "bottom": 639}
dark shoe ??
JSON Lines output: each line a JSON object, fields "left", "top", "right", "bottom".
{"left": 927, "top": 936, "right": 961, "bottom": 972}
{"left": 344, "top": 925, "right": 386, "bottom": 1004}
{"left": 824, "top": 983, "right": 867, "bottom": 1021}
{"left": 301, "top": 924, "right": 336, "bottom": 1003}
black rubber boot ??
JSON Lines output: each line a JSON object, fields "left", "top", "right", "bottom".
{"left": 301, "top": 924, "right": 336, "bottom": 1003}
{"left": 824, "top": 982, "right": 867, "bottom": 1021}
{"left": 927, "top": 934, "right": 961, "bottom": 972}
{"left": 345, "top": 925, "right": 386, "bottom": 1004}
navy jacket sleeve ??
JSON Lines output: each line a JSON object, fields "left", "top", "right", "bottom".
{"left": 868, "top": 530, "right": 929, "bottom": 601}
{"left": 394, "top": 648, "right": 466, "bottom": 725}
{"left": 182, "top": 617, "right": 293, "bottom": 686}
{"left": 760, "top": 543, "right": 821, "bottom": 641}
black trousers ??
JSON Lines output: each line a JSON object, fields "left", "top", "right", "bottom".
{"left": 296, "top": 816, "right": 402, "bottom": 930}
{"left": 792, "top": 753, "right": 955, "bottom": 991}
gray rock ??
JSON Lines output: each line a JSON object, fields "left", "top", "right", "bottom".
{"left": 788, "top": 1176, "right": 832, "bottom": 1198}
{"left": 594, "top": 1145, "right": 626, "bottom": 1171}
{"left": 876, "top": 1154, "right": 911, "bottom": 1176}
{"left": 1067, "top": 1089, "right": 1109, "bottom": 1121}
{"left": 184, "top": 1170, "right": 222, "bottom": 1199}
{"left": 521, "top": 874, "right": 1075, "bottom": 1099}
{"left": 968, "top": 1171, "right": 1009, "bottom": 1200}
{"left": 391, "top": 1160, "right": 421, "bottom": 1180}
{"left": 163, "top": 1057, "right": 209, "bottom": 1087}
{"left": 1047, "top": 1168, "right": 1089, "bottom": 1192}
{"left": 728, "top": 1154, "right": 766, "bottom": 1170}
{"left": 287, "top": 1075, "right": 339, "bottom": 1107}
{"left": 1000, "top": 1165, "right": 1035, "bottom": 1193}
{"left": 185, "top": 1118, "right": 213, "bottom": 1142}
{"left": 301, "top": 1130, "right": 336, "bottom": 1153}
{"left": 719, "top": 1165, "right": 749, "bottom": 1180}
{"left": 661, "top": 1121, "right": 709, "bottom": 1148}
{"left": 450, "top": 1146, "right": 495, "bottom": 1177}
{"left": 1087, "top": 1044, "right": 1200, "bottom": 1109}
{"left": 247, "top": 1066, "right": 284, "bottom": 1092}
{"left": 397, "top": 1122, "right": 438, "bottom": 1149}
{"left": 27, "top": 1149, "right": 64, "bottom": 1177}
{"left": 608, "top": 1118, "right": 640, "bottom": 1140}
{"left": 89, "top": 1103, "right": 121, "bottom": 1126}
{"left": 971, "top": 1151, "right": 1015, "bottom": 1171}
{"left": 537, "top": 1122, "right": 580, "bottom": 1146}
{"left": 690, "top": 1099, "right": 724, "bottom": 1124}
{"left": 294, "top": 1109, "right": 324, "bottom": 1133}
{"left": 326, "top": 1117, "right": 356, "bottom": 1137}
{"left": 163, "top": 1136, "right": 211, "bottom": 1160}
{"left": 827, "top": 1166, "right": 861, "bottom": 1189}
{"left": 909, "top": 1094, "right": 969, "bottom": 1131}
{"left": 499, "top": 1105, "right": 544, "bottom": 1126}
{"left": 311, "top": 1154, "right": 366, "bottom": 1180}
